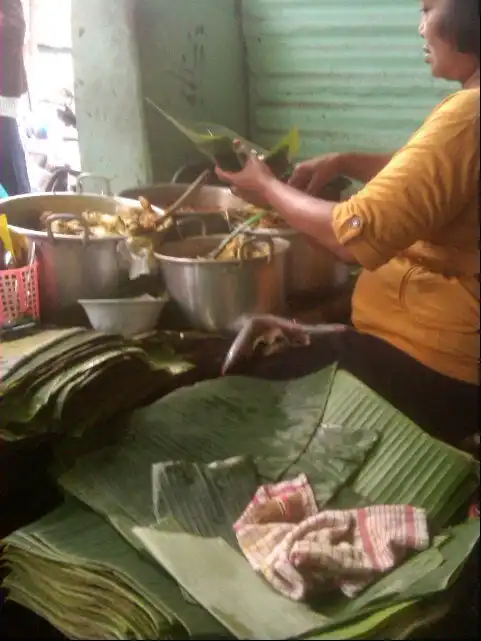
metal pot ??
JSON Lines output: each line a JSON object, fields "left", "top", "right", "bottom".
{"left": 3, "top": 192, "right": 163, "bottom": 324}
{"left": 154, "top": 235, "right": 290, "bottom": 332}
{"left": 119, "top": 183, "right": 246, "bottom": 238}
{"left": 244, "top": 227, "right": 350, "bottom": 296}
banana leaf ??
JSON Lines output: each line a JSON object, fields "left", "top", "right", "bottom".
{"left": 56, "top": 366, "right": 478, "bottom": 639}
{"left": 145, "top": 98, "right": 299, "bottom": 175}
{"left": 323, "top": 371, "right": 479, "bottom": 528}
{"left": 135, "top": 521, "right": 328, "bottom": 640}
{"left": 308, "top": 599, "right": 450, "bottom": 640}
{"left": 0, "top": 328, "right": 83, "bottom": 382}
{"left": 0, "top": 328, "right": 194, "bottom": 442}
{"left": 57, "top": 366, "right": 352, "bottom": 535}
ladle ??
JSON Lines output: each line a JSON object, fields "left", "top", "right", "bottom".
{"left": 155, "top": 168, "right": 211, "bottom": 229}
{"left": 124, "top": 170, "right": 212, "bottom": 276}
{"left": 207, "top": 210, "right": 267, "bottom": 260}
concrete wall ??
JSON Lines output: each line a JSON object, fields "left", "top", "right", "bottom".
{"left": 71, "top": 0, "right": 248, "bottom": 191}
{"left": 71, "top": 0, "right": 152, "bottom": 193}
{"left": 135, "top": 0, "right": 248, "bottom": 183}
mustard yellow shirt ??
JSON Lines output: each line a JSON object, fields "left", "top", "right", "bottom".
{"left": 333, "top": 89, "right": 480, "bottom": 384}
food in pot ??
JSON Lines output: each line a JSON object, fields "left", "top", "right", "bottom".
{"left": 241, "top": 206, "right": 289, "bottom": 230}
{"left": 39, "top": 198, "right": 172, "bottom": 239}
{"left": 211, "top": 234, "right": 269, "bottom": 261}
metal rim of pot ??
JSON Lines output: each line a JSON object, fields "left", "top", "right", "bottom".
{"left": 154, "top": 234, "right": 276, "bottom": 266}
{"left": 6, "top": 194, "right": 167, "bottom": 244}
{"left": 225, "top": 211, "right": 300, "bottom": 238}
{"left": 43, "top": 212, "right": 125, "bottom": 245}
{"left": 76, "top": 172, "right": 244, "bottom": 243}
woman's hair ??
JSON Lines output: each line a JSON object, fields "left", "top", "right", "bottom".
{"left": 441, "top": 0, "right": 480, "bottom": 59}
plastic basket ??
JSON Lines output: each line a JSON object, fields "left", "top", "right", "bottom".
{"left": 0, "top": 262, "right": 40, "bottom": 326}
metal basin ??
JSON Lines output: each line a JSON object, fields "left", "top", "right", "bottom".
{"left": 3, "top": 192, "right": 164, "bottom": 324}
{"left": 154, "top": 235, "right": 290, "bottom": 332}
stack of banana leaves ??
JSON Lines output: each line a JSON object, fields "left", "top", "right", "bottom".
{"left": 2, "top": 365, "right": 479, "bottom": 640}
{"left": 0, "top": 328, "right": 194, "bottom": 445}
{"left": 0, "top": 328, "right": 194, "bottom": 500}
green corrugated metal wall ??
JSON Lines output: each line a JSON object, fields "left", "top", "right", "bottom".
{"left": 241, "top": 0, "right": 457, "bottom": 158}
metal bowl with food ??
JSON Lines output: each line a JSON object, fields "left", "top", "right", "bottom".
{"left": 119, "top": 183, "right": 246, "bottom": 238}
{"left": 3, "top": 192, "right": 166, "bottom": 323}
{"left": 154, "top": 234, "right": 290, "bottom": 332}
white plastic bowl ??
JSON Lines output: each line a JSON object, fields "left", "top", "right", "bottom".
{"left": 78, "top": 295, "right": 167, "bottom": 337}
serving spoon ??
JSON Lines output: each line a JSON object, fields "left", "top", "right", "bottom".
{"left": 155, "top": 168, "right": 211, "bottom": 229}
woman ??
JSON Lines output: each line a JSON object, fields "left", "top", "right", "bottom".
{"left": 0, "top": 0, "right": 31, "bottom": 196}
{"left": 216, "top": 0, "right": 479, "bottom": 449}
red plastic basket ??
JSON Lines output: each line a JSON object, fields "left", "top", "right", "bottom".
{"left": 0, "top": 262, "right": 40, "bottom": 326}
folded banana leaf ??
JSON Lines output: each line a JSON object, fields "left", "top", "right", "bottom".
{"left": 2, "top": 498, "right": 228, "bottom": 640}
{"left": 146, "top": 98, "right": 300, "bottom": 174}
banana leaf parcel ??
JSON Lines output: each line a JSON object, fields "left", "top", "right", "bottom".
{"left": 146, "top": 98, "right": 300, "bottom": 175}
{"left": 48, "top": 365, "right": 479, "bottom": 639}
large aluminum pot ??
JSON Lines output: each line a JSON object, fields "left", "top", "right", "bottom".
{"left": 119, "top": 183, "right": 246, "bottom": 237}
{"left": 3, "top": 192, "right": 163, "bottom": 324}
{"left": 245, "top": 227, "right": 350, "bottom": 296}
{"left": 235, "top": 225, "right": 349, "bottom": 295}
{"left": 154, "top": 235, "right": 290, "bottom": 332}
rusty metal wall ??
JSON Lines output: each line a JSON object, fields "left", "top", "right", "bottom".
{"left": 241, "top": 0, "right": 457, "bottom": 158}
{"left": 135, "top": 0, "right": 249, "bottom": 182}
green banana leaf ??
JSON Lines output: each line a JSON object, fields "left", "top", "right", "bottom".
{"left": 54, "top": 366, "right": 478, "bottom": 639}
{"left": 145, "top": 98, "right": 300, "bottom": 174}
{"left": 0, "top": 328, "right": 83, "bottom": 382}
{"left": 133, "top": 516, "right": 478, "bottom": 640}
{"left": 57, "top": 365, "right": 352, "bottom": 535}
{"left": 308, "top": 598, "right": 450, "bottom": 640}
{"left": 2, "top": 499, "right": 227, "bottom": 639}
{"left": 323, "top": 371, "right": 478, "bottom": 528}
{"left": 0, "top": 328, "right": 193, "bottom": 442}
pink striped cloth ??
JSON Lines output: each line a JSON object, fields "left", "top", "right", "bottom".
{"left": 234, "top": 474, "right": 430, "bottom": 601}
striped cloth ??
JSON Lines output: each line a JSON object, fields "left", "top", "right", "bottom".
{"left": 234, "top": 474, "right": 430, "bottom": 601}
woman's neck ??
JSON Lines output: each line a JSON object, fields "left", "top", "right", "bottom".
{"left": 463, "top": 69, "right": 480, "bottom": 89}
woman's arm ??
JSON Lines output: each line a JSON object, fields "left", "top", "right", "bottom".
{"left": 256, "top": 177, "right": 356, "bottom": 263}
{"left": 337, "top": 152, "right": 394, "bottom": 184}
{"left": 217, "top": 91, "right": 478, "bottom": 272}
{"left": 288, "top": 151, "right": 394, "bottom": 195}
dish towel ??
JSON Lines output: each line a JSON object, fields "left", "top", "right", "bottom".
{"left": 234, "top": 474, "right": 430, "bottom": 601}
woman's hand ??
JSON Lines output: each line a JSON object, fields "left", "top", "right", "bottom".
{"left": 222, "top": 315, "right": 309, "bottom": 374}
{"left": 288, "top": 153, "right": 343, "bottom": 196}
{"left": 222, "top": 314, "right": 346, "bottom": 375}
{"left": 215, "top": 144, "right": 277, "bottom": 206}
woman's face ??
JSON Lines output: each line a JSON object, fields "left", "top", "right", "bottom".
{"left": 419, "top": 0, "right": 478, "bottom": 84}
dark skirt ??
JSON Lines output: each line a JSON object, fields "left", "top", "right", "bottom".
{"left": 0, "top": 115, "right": 31, "bottom": 196}
{"left": 228, "top": 329, "right": 479, "bottom": 451}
